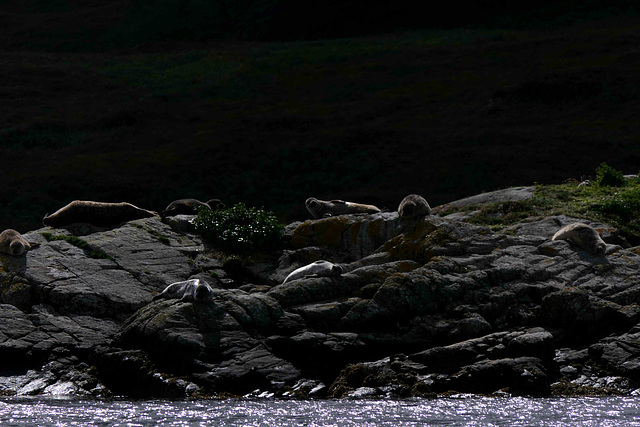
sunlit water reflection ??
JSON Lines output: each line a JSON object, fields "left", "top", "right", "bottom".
{"left": 1, "top": 396, "right": 640, "bottom": 426}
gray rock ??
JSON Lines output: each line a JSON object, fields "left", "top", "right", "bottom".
{"left": 540, "top": 288, "right": 639, "bottom": 342}
{"left": 435, "top": 186, "right": 535, "bottom": 211}
{"left": 448, "top": 356, "right": 550, "bottom": 396}
{"left": 507, "top": 330, "right": 555, "bottom": 362}
{"left": 115, "top": 298, "right": 231, "bottom": 366}
{"left": 267, "top": 275, "right": 352, "bottom": 308}
{"left": 161, "top": 214, "right": 197, "bottom": 233}
{"left": 193, "top": 344, "right": 301, "bottom": 393}
{"left": 286, "top": 212, "right": 405, "bottom": 258}
{"left": 590, "top": 327, "right": 640, "bottom": 381}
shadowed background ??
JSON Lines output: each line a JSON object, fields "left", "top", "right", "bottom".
{"left": 1, "top": 0, "right": 639, "bottom": 232}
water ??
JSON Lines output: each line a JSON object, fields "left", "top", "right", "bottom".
{"left": 1, "top": 396, "right": 639, "bottom": 426}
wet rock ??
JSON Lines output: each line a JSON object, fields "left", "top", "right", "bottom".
{"left": 328, "top": 357, "right": 417, "bottom": 398}
{"left": 0, "top": 346, "right": 109, "bottom": 397}
{"left": 507, "top": 330, "right": 555, "bottom": 363}
{"left": 111, "top": 286, "right": 301, "bottom": 395}
{"left": 90, "top": 347, "right": 186, "bottom": 398}
{"left": 284, "top": 379, "right": 327, "bottom": 397}
{"left": 589, "top": 326, "right": 640, "bottom": 381}
{"left": 192, "top": 344, "right": 301, "bottom": 394}
{"left": 447, "top": 356, "right": 550, "bottom": 396}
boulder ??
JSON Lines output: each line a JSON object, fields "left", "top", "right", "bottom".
{"left": 434, "top": 186, "right": 535, "bottom": 212}
{"left": 589, "top": 326, "right": 640, "bottom": 381}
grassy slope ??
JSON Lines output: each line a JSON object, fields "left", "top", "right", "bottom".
{"left": 1, "top": 5, "right": 640, "bottom": 233}
{"left": 437, "top": 171, "right": 640, "bottom": 244}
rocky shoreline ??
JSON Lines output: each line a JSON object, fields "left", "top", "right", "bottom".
{"left": 2, "top": 187, "right": 640, "bottom": 399}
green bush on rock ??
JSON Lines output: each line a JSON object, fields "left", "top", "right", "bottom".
{"left": 192, "top": 203, "right": 283, "bottom": 255}
{"left": 595, "top": 162, "right": 626, "bottom": 187}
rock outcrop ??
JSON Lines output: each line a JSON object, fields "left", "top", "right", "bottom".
{"left": 2, "top": 189, "right": 640, "bottom": 398}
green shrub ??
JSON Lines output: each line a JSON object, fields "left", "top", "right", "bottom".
{"left": 191, "top": 203, "right": 283, "bottom": 255}
{"left": 595, "top": 162, "right": 625, "bottom": 187}
{"left": 590, "top": 186, "right": 640, "bottom": 233}
{"left": 595, "top": 189, "right": 640, "bottom": 216}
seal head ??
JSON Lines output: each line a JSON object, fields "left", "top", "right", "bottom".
{"left": 0, "top": 229, "right": 37, "bottom": 256}
{"left": 398, "top": 194, "right": 431, "bottom": 219}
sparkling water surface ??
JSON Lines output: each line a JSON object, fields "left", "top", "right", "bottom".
{"left": 1, "top": 396, "right": 640, "bottom": 426}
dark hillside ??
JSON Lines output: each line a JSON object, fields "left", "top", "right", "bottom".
{"left": 2, "top": 0, "right": 639, "bottom": 49}
{"left": 1, "top": 2, "right": 640, "bottom": 232}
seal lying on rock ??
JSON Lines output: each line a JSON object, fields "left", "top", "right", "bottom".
{"left": 159, "top": 198, "right": 225, "bottom": 219}
{"left": 282, "top": 260, "right": 343, "bottom": 284}
{"left": 398, "top": 194, "right": 431, "bottom": 219}
{"left": 552, "top": 222, "right": 607, "bottom": 256}
{"left": 153, "top": 278, "right": 214, "bottom": 303}
{"left": 305, "top": 198, "right": 381, "bottom": 218}
{"left": 43, "top": 201, "right": 157, "bottom": 227}
{"left": 0, "top": 229, "right": 38, "bottom": 256}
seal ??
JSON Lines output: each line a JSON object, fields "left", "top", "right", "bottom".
{"left": 0, "top": 229, "right": 38, "bottom": 256}
{"left": 282, "top": 260, "right": 343, "bottom": 284}
{"left": 305, "top": 198, "right": 381, "bottom": 218}
{"left": 42, "top": 200, "right": 157, "bottom": 227}
{"left": 552, "top": 222, "right": 607, "bottom": 256}
{"left": 153, "top": 278, "right": 214, "bottom": 303}
{"left": 397, "top": 194, "right": 431, "bottom": 219}
{"left": 159, "top": 198, "right": 225, "bottom": 219}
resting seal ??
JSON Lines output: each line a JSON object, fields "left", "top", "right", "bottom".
{"left": 305, "top": 198, "right": 381, "bottom": 218}
{"left": 43, "top": 200, "right": 157, "bottom": 227}
{"left": 552, "top": 222, "right": 607, "bottom": 256}
{"left": 398, "top": 194, "right": 431, "bottom": 219}
{"left": 153, "top": 278, "right": 214, "bottom": 303}
{"left": 0, "top": 229, "right": 38, "bottom": 256}
{"left": 159, "top": 198, "right": 225, "bottom": 218}
{"left": 282, "top": 260, "right": 343, "bottom": 284}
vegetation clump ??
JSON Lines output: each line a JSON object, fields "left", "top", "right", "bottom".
{"left": 191, "top": 203, "right": 283, "bottom": 255}
{"left": 594, "top": 162, "right": 626, "bottom": 187}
